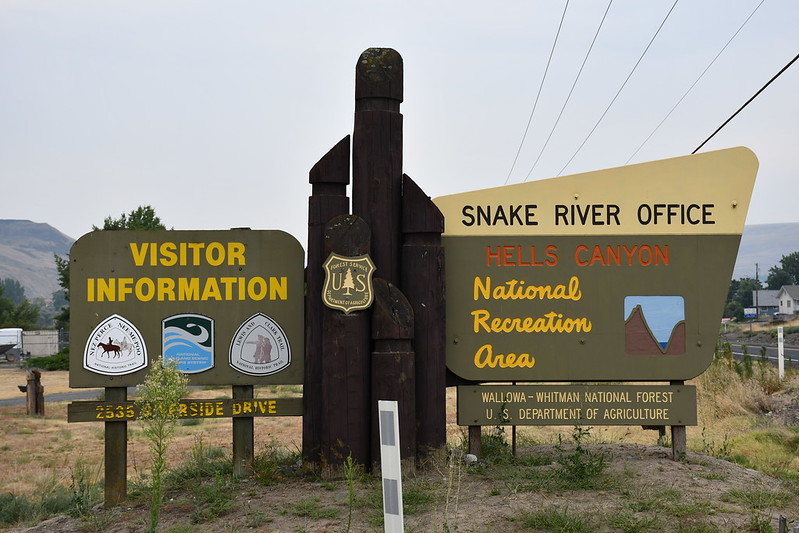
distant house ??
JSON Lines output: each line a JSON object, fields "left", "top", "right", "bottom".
{"left": 752, "top": 290, "right": 779, "bottom": 316}
{"left": 777, "top": 285, "right": 799, "bottom": 315}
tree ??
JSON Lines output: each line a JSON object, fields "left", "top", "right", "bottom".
{"left": 53, "top": 254, "right": 71, "bottom": 330}
{"left": 94, "top": 205, "right": 166, "bottom": 231}
{"left": 766, "top": 252, "right": 799, "bottom": 289}
{"left": 724, "top": 300, "right": 744, "bottom": 321}
{"left": 343, "top": 268, "right": 355, "bottom": 295}
{"left": 766, "top": 266, "right": 792, "bottom": 290}
{"left": 1, "top": 300, "right": 40, "bottom": 329}
{"left": 734, "top": 278, "right": 761, "bottom": 308}
{"left": 1, "top": 279, "right": 26, "bottom": 305}
{"left": 723, "top": 277, "right": 762, "bottom": 319}
{"left": 0, "top": 284, "right": 39, "bottom": 329}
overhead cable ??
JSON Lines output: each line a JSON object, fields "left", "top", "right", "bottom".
{"left": 626, "top": 0, "right": 765, "bottom": 164}
{"left": 556, "top": 0, "right": 679, "bottom": 177}
{"left": 693, "top": 51, "right": 799, "bottom": 154}
{"left": 523, "top": 0, "right": 614, "bottom": 182}
{"left": 504, "top": 0, "right": 570, "bottom": 185}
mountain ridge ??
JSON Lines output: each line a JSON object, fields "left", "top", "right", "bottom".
{"left": 0, "top": 220, "right": 74, "bottom": 300}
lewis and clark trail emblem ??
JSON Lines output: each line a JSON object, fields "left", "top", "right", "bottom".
{"left": 322, "top": 253, "right": 376, "bottom": 314}
{"left": 230, "top": 313, "right": 291, "bottom": 376}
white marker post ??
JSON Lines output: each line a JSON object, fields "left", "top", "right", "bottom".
{"left": 778, "top": 326, "right": 785, "bottom": 379}
{"left": 378, "top": 400, "right": 404, "bottom": 533}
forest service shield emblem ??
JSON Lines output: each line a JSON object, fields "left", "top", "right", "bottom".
{"left": 322, "top": 253, "right": 376, "bottom": 314}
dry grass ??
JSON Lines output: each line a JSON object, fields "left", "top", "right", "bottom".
{"left": 0, "top": 368, "right": 302, "bottom": 495}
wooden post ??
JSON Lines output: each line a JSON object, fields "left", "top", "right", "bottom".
{"left": 353, "top": 48, "right": 404, "bottom": 287}
{"left": 401, "top": 175, "right": 446, "bottom": 458}
{"left": 233, "top": 385, "right": 254, "bottom": 476}
{"left": 468, "top": 426, "right": 482, "bottom": 457}
{"left": 321, "top": 215, "right": 372, "bottom": 472}
{"left": 104, "top": 387, "right": 127, "bottom": 507}
{"left": 303, "top": 136, "right": 350, "bottom": 468}
{"left": 671, "top": 380, "right": 687, "bottom": 460}
{"left": 25, "top": 368, "right": 44, "bottom": 416}
{"left": 371, "top": 278, "right": 416, "bottom": 467}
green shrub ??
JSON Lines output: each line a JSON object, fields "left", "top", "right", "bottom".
{"left": 556, "top": 426, "right": 609, "bottom": 486}
{"left": 22, "top": 348, "right": 69, "bottom": 371}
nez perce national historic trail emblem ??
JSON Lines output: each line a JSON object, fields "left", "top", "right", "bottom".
{"left": 322, "top": 253, "right": 376, "bottom": 314}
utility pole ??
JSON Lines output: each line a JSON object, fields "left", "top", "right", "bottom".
{"left": 755, "top": 263, "right": 759, "bottom": 319}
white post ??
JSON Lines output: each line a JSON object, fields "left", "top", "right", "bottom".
{"left": 778, "top": 326, "right": 785, "bottom": 379}
{"left": 378, "top": 400, "right": 404, "bottom": 533}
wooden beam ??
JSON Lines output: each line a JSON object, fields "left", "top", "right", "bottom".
{"left": 304, "top": 136, "right": 350, "bottom": 468}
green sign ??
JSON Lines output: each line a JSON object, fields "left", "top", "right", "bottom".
{"left": 69, "top": 229, "right": 304, "bottom": 387}
{"left": 458, "top": 385, "right": 696, "bottom": 426}
{"left": 434, "top": 148, "right": 758, "bottom": 382}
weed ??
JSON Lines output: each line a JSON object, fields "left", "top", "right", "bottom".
{"left": 738, "top": 345, "right": 754, "bottom": 379}
{"left": 252, "top": 441, "right": 301, "bottom": 485}
{"left": 135, "top": 355, "right": 189, "bottom": 533}
{"left": 515, "top": 506, "right": 592, "bottom": 532}
{"left": 606, "top": 510, "right": 661, "bottom": 532}
{"left": 481, "top": 426, "right": 511, "bottom": 464}
{"left": 162, "top": 526, "right": 196, "bottom": 533}
{"left": 0, "top": 493, "right": 32, "bottom": 525}
{"left": 722, "top": 485, "right": 790, "bottom": 531}
{"left": 291, "top": 496, "right": 341, "bottom": 519}
{"left": 191, "top": 472, "right": 234, "bottom": 523}
{"left": 0, "top": 485, "right": 76, "bottom": 526}
{"left": 701, "top": 427, "right": 732, "bottom": 461}
{"left": 245, "top": 508, "right": 269, "bottom": 528}
{"left": 168, "top": 434, "right": 231, "bottom": 487}
{"left": 555, "top": 426, "right": 609, "bottom": 487}
{"left": 68, "top": 459, "right": 101, "bottom": 518}
{"left": 343, "top": 454, "right": 360, "bottom": 530}
{"left": 697, "top": 471, "right": 729, "bottom": 481}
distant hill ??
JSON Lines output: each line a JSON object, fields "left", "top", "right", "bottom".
{"left": 733, "top": 223, "right": 799, "bottom": 280}
{"left": 0, "top": 220, "right": 74, "bottom": 300}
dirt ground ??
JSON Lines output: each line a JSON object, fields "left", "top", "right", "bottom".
{"left": 1, "top": 365, "right": 798, "bottom": 532}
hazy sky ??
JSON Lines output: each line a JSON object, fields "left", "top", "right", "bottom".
{"left": 2, "top": 1, "right": 797, "bottom": 246}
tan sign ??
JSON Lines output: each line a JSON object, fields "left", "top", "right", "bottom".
{"left": 322, "top": 253, "right": 376, "bottom": 314}
{"left": 434, "top": 148, "right": 758, "bottom": 381}
{"left": 70, "top": 229, "right": 304, "bottom": 387}
{"left": 457, "top": 385, "right": 696, "bottom": 426}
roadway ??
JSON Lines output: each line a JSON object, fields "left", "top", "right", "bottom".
{"left": 725, "top": 341, "right": 799, "bottom": 369}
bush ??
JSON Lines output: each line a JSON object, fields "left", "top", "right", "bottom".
{"left": 21, "top": 348, "right": 69, "bottom": 371}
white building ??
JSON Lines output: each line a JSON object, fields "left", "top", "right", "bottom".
{"left": 777, "top": 285, "right": 799, "bottom": 315}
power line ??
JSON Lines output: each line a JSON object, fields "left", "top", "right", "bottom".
{"left": 693, "top": 51, "right": 799, "bottom": 154}
{"left": 556, "top": 0, "right": 679, "bottom": 177}
{"left": 626, "top": 0, "right": 765, "bottom": 164}
{"left": 504, "top": 0, "right": 570, "bottom": 185}
{"left": 522, "top": 0, "right": 614, "bottom": 182}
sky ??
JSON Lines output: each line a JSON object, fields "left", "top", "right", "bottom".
{"left": 2, "top": 1, "right": 797, "bottom": 246}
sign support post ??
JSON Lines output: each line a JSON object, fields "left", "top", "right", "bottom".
{"left": 670, "top": 380, "right": 687, "bottom": 460}
{"left": 232, "top": 385, "right": 254, "bottom": 476}
{"left": 104, "top": 386, "right": 127, "bottom": 507}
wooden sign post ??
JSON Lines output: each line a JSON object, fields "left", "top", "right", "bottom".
{"left": 303, "top": 48, "right": 446, "bottom": 472}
